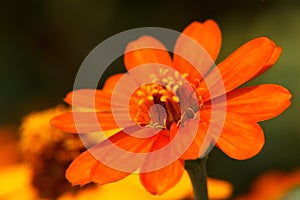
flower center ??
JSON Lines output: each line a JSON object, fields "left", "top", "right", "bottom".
{"left": 131, "top": 84, "right": 181, "bottom": 129}
{"left": 130, "top": 71, "right": 204, "bottom": 130}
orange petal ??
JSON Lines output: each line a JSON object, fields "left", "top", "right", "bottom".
{"left": 102, "top": 126, "right": 159, "bottom": 153}
{"left": 171, "top": 120, "right": 211, "bottom": 160}
{"left": 215, "top": 113, "right": 265, "bottom": 160}
{"left": 186, "top": 20, "right": 222, "bottom": 61}
{"left": 206, "top": 84, "right": 292, "bottom": 122}
{"left": 139, "top": 159, "right": 184, "bottom": 195}
{"left": 64, "top": 89, "right": 113, "bottom": 111}
{"left": 89, "top": 127, "right": 159, "bottom": 183}
{"left": 90, "top": 161, "right": 131, "bottom": 185}
{"left": 124, "top": 36, "right": 172, "bottom": 72}
{"left": 138, "top": 132, "right": 172, "bottom": 172}
{"left": 173, "top": 20, "right": 221, "bottom": 82}
{"left": 65, "top": 150, "right": 96, "bottom": 186}
{"left": 64, "top": 87, "right": 133, "bottom": 112}
{"left": 50, "top": 112, "right": 131, "bottom": 133}
{"left": 201, "top": 37, "right": 276, "bottom": 100}
{"left": 251, "top": 46, "right": 282, "bottom": 80}
{"left": 103, "top": 73, "right": 124, "bottom": 91}
{"left": 68, "top": 127, "right": 159, "bottom": 186}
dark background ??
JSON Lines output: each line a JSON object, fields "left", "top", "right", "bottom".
{"left": 1, "top": 0, "right": 299, "bottom": 197}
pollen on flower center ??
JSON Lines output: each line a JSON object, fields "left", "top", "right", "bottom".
{"left": 149, "top": 68, "right": 189, "bottom": 94}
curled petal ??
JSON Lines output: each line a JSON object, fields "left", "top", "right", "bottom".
{"left": 251, "top": 46, "right": 282, "bottom": 80}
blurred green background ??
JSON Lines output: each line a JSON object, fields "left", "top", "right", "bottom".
{"left": 1, "top": 0, "right": 299, "bottom": 197}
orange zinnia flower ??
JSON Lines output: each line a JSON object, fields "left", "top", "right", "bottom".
{"left": 51, "top": 20, "right": 292, "bottom": 194}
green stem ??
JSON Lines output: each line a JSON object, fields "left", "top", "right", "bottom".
{"left": 185, "top": 157, "right": 208, "bottom": 200}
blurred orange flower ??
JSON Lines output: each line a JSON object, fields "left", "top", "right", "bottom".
{"left": 59, "top": 171, "right": 232, "bottom": 200}
{"left": 19, "top": 105, "right": 85, "bottom": 199}
{"left": 51, "top": 19, "right": 291, "bottom": 194}
{"left": 236, "top": 169, "right": 300, "bottom": 200}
